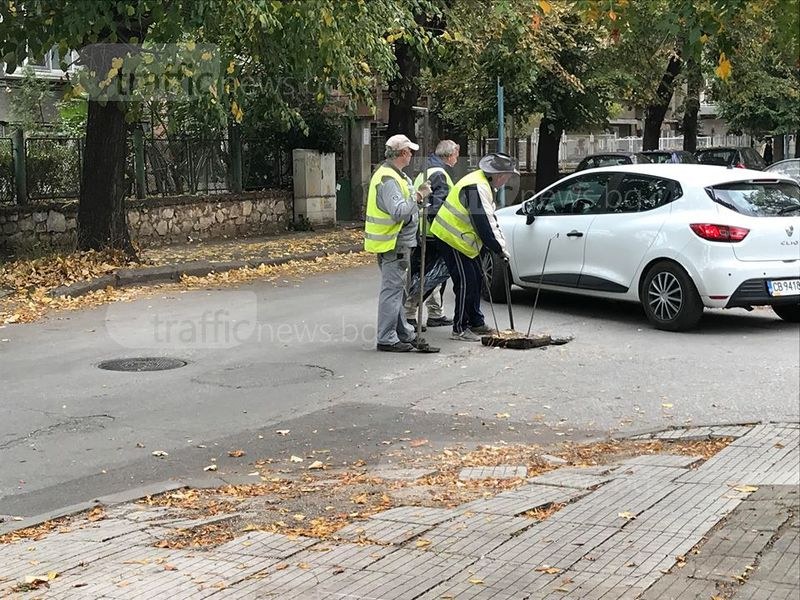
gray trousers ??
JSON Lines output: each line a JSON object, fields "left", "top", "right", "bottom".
{"left": 377, "top": 248, "right": 416, "bottom": 345}
{"left": 404, "top": 284, "right": 444, "bottom": 320}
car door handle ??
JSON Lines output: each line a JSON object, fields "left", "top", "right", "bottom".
{"left": 566, "top": 230, "right": 584, "bottom": 238}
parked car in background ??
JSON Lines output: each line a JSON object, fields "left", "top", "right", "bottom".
{"left": 641, "top": 149, "right": 698, "bottom": 164}
{"left": 574, "top": 152, "right": 651, "bottom": 172}
{"left": 765, "top": 158, "right": 800, "bottom": 184}
{"left": 694, "top": 146, "right": 767, "bottom": 170}
{"left": 484, "top": 164, "right": 800, "bottom": 331}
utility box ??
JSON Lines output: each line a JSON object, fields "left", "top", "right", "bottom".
{"left": 292, "top": 149, "right": 336, "bottom": 226}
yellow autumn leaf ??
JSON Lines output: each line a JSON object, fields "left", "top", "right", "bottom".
{"left": 618, "top": 511, "right": 636, "bottom": 520}
{"left": 227, "top": 60, "right": 235, "bottom": 74}
{"left": 186, "top": 40, "right": 196, "bottom": 51}
{"left": 733, "top": 485, "right": 758, "bottom": 493}
{"left": 700, "top": 33, "right": 709, "bottom": 44}
{"left": 415, "top": 539, "right": 432, "bottom": 548}
{"left": 468, "top": 578, "right": 484, "bottom": 584}
{"left": 142, "top": 53, "right": 154, "bottom": 65}
{"left": 538, "top": 0, "right": 552, "bottom": 15}
{"left": 200, "top": 51, "right": 213, "bottom": 61}
{"left": 231, "top": 101, "right": 244, "bottom": 123}
{"left": 106, "top": 67, "right": 118, "bottom": 79}
{"left": 110, "top": 57, "right": 124, "bottom": 70}
{"left": 608, "top": 9, "right": 617, "bottom": 20}
{"left": 715, "top": 52, "right": 732, "bottom": 80}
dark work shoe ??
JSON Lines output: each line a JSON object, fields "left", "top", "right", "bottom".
{"left": 377, "top": 341, "right": 414, "bottom": 353}
{"left": 406, "top": 319, "right": 427, "bottom": 331}
{"left": 427, "top": 316, "right": 454, "bottom": 327}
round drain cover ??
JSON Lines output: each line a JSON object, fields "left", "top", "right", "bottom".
{"left": 98, "top": 357, "right": 187, "bottom": 372}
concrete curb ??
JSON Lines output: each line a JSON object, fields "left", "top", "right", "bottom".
{"left": 0, "top": 472, "right": 262, "bottom": 537}
{"left": 48, "top": 243, "right": 364, "bottom": 299}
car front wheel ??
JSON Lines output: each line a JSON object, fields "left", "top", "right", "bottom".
{"left": 772, "top": 303, "right": 800, "bottom": 323}
{"left": 480, "top": 250, "right": 507, "bottom": 303}
{"left": 641, "top": 261, "right": 704, "bottom": 331}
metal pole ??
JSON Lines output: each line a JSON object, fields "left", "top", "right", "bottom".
{"left": 526, "top": 234, "right": 558, "bottom": 337}
{"left": 497, "top": 77, "right": 506, "bottom": 208}
{"left": 12, "top": 129, "right": 27, "bottom": 205}
{"left": 133, "top": 127, "right": 146, "bottom": 200}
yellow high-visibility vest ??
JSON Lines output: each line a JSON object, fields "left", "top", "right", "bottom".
{"left": 364, "top": 165, "right": 410, "bottom": 253}
{"left": 413, "top": 167, "right": 454, "bottom": 236}
{"left": 430, "top": 169, "right": 491, "bottom": 259}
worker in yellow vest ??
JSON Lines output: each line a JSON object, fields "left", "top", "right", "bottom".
{"left": 430, "top": 152, "right": 518, "bottom": 342}
{"left": 404, "top": 140, "right": 460, "bottom": 329}
{"left": 364, "top": 134, "right": 432, "bottom": 352}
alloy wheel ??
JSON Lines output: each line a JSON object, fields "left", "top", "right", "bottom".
{"left": 648, "top": 271, "right": 683, "bottom": 321}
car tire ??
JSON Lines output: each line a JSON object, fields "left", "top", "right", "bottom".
{"left": 480, "top": 250, "right": 507, "bottom": 303}
{"left": 640, "top": 261, "right": 704, "bottom": 331}
{"left": 772, "top": 303, "right": 800, "bottom": 323}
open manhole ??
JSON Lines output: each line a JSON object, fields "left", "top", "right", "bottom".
{"left": 98, "top": 357, "right": 188, "bottom": 372}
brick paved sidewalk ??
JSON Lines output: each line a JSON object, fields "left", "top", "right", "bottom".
{"left": 1, "top": 422, "right": 797, "bottom": 599}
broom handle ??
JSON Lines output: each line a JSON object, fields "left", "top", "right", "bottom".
{"left": 526, "top": 234, "right": 557, "bottom": 337}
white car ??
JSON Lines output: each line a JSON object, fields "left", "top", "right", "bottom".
{"left": 484, "top": 164, "right": 800, "bottom": 331}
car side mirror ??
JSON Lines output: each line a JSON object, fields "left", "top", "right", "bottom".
{"left": 521, "top": 199, "right": 536, "bottom": 225}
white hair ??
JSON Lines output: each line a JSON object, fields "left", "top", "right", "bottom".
{"left": 435, "top": 140, "right": 459, "bottom": 158}
{"left": 385, "top": 146, "right": 403, "bottom": 160}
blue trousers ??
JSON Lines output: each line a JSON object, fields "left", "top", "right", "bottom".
{"left": 443, "top": 247, "right": 485, "bottom": 334}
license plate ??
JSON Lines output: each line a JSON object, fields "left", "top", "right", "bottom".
{"left": 767, "top": 279, "right": 800, "bottom": 296}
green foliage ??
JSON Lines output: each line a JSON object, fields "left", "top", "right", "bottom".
{"left": 711, "top": 1, "right": 800, "bottom": 136}
{"left": 7, "top": 67, "right": 53, "bottom": 133}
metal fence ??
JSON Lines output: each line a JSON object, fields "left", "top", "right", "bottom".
{"left": 25, "top": 137, "right": 82, "bottom": 200}
{"left": 0, "top": 138, "right": 13, "bottom": 203}
{"left": 472, "top": 131, "right": 768, "bottom": 171}
{"left": 0, "top": 133, "right": 290, "bottom": 205}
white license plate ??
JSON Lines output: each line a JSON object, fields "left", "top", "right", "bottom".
{"left": 767, "top": 279, "right": 800, "bottom": 296}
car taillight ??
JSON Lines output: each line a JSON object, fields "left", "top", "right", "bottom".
{"left": 735, "top": 163, "right": 746, "bottom": 168}
{"left": 690, "top": 223, "right": 750, "bottom": 242}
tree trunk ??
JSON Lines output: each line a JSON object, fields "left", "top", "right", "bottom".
{"left": 535, "top": 119, "right": 562, "bottom": 192}
{"left": 795, "top": 130, "right": 800, "bottom": 158}
{"left": 681, "top": 58, "right": 701, "bottom": 152}
{"left": 77, "top": 99, "right": 133, "bottom": 253}
{"left": 643, "top": 53, "right": 682, "bottom": 151}
{"left": 386, "top": 41, "right": 420, "bottom": 140}
{"left": 773, "top": 134, "right": 785, "bottom": 162}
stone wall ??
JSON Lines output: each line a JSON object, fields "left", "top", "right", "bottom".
{"left": 0, "top": 190, "right": 292, "bottom": 252}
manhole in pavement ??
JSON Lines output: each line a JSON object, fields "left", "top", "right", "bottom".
{"left": 98, "top": 357, "right": 188, "bottom": 372}
{"left": 191, "top": 362, "right": 333, "bottom": 389}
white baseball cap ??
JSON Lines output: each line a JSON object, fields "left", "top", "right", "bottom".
{"left": 385, "top": 134, "right": 420, "bottom": 152}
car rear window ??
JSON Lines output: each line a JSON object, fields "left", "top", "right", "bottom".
{"left": 707, "top": 180, "right": 800, "bottom": 217}
{"left": 696, "top": 150, "right": 735, "bottom": 166}
{"left": 644, "top": 152, "right": 671, "bottom": 164}
{"left": 595, "top": 156, "right": 632, "bottom": 167}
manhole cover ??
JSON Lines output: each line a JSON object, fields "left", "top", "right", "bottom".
{"left": 98, "top": 357, "right": 187, "bottom": 372}
{"left": 192, "top": 362, "right": 333, "bottom": 389}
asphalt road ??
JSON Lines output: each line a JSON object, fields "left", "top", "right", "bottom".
{"left": 1, "top": 263, "right": 798, "bottom": 517}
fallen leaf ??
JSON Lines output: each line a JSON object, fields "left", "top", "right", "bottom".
{"left": 495, "top": 413, "right": 510, "bottom": 419}
{"left": 332, "top": 567, "right": 345, "bottom": 575}
{"left": 151, "top": 450, "right": 168, "bottom": 458}
{"left": 415, "top": 539, "right": 432, "bottom": 548}
{"left": 410, "top": 439, "right": 429, "bottom": 448}
{"left": 293, "top": 514, "right": 306, "bottom": 522}
{"left": 274, "top": 563, "right": 288, "bottom": 571}
{"left": 308, "top": 460, "right": 324, "bottom": 470}
{"left": 535, "top": 565, "right": 561, "bottom": 574}
{"left": 228, "top": 449, "right": 246, "bottom": 458}
{"left": 163, "top": 564, "right": 177, "bottom": 571}
{"left": 732, "top": 485, "right": 758, "bottom": 493}
{"left": 618, "top": 511, "right": 636, "bottom": 521}
{"left": 276, "top": 430, "right": 290, "bottom": 436}
{"left": 290, "top": 455, "right": 304, "bottom": 463}
{"left": 297, "top": 562, "right": 311, "bottom": 570}
{"left": 204, "top": 464, "right": 218, "bottom": 472}
{"left": 352, "top": 493, "right": 369, "bottom": 505}
{"left": 468, "top": 578, "right": 484, "bottom": 585}
{"left": 661, "top": 403, "right": 673, "bottom": 409}
{"left": 86, "top": 507, "right": 106, "bottom": 522}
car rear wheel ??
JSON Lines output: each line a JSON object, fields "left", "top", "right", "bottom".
{"left": 480, "top": 250, "right": 507, "bottom": 303}
{"left": 641, "top": 261, "right": 704, "bottom": 331}
{"left": 772, "top": 303, "right": 800, "bottom": 323}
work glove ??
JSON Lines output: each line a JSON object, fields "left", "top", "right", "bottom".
{"left": 416, "top": 181, "right": 432, "bottom": 204}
